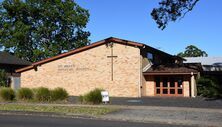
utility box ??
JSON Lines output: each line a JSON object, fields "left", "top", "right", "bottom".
{"left": 101, "top": 91, "right": 109, "bottom": 104}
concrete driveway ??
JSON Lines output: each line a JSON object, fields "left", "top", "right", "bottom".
{"left": 69, "top": 96, "right": 222, "bottom": 109}
{"left": 103, "top": 106, "right": 222, "bottom": 127}
{"left": 109, "top": 97, "right": 222, "bottom": 109}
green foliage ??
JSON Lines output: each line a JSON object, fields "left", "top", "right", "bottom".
{"left": 34, "top": 87, "right": 51, "bottom": 102}
{"left": 197, "top": 76, "right": 222, "bottom": 98}
{"left": 50, "top": 87, "right": 68, "bottom": 101}
{"left": 151, "top": 0, "right": 199, "bottom": 30}
{"left": 177, "top": 45, "right": 208, "bottom": 57}
{"left": 17, "top": 88, "right": 34, "bottom": 101}
{"left": 0, "top": 70, "right": 7, "bottom": 87}
{"left": 79, "top": 95, "right": 84, "bottom": 103}
{"left": 0, "top": 0, "right": 90, "bottom": 62}
{"left": 79, "top": 88, "right": 103, "bottom": 104}
{"left": 0, "top": 87, "right": 15, "bottom": 101}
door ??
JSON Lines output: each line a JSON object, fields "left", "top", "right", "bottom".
{"left": 155, "top": 76, "right": 184, "bottom": 96}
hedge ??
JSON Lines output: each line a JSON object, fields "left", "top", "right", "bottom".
{"left": 17, "top": 88, "right": 34, "bottom": 101}
{"left": 0, "top": 87, "right": 15, "bottom": 101}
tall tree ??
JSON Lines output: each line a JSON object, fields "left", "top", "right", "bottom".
{"left": 177, "top": 45, "right": 208, "bottom": 57}
{"left": 0, "top": 0, "right": 90, "bottom": 62}
{"left": 151, "top": 0, "right": 199, "bottom": 30}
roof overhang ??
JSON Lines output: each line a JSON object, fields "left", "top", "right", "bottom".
{"left": 143, "top": 72, "right": 198, "bottom": 75}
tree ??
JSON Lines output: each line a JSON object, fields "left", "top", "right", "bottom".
{"left": 0, "top": 0, "right": 90, "bottom": 62}
{"left": 177, "top": 45, "right": 208, "bottom": 57}
{"left": 0, "top": 69, "right": 7, "bottom": 87}
{"left": 197, "top": 76, "right": 222, "bottom": 98}
{"left": 151, "top": 0, "right": 199, "bottom": 30}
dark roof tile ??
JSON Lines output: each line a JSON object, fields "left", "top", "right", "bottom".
{"left": 0, "top": 52, "right": 31, "bottom": 66}
{"left": 144, "top": 63, "right": 201, "bottom": 75}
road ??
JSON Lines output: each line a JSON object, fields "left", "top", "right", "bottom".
{"left": 0, "top": 114, "right": 192, "bottom": 127}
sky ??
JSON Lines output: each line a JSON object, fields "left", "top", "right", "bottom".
{"left": 75, "top": 0, "right": 222, "bottom": 56}
{"left": 0, "top": 0, "right": 221, "bottom": 56}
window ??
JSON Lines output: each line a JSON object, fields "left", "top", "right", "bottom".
{"left": 155, "top": 77, "right": 160, "bottom": 87}
{"left": 155, "top": 76, "right": 184, "bottom": 96}
{"left": 170, "top": 78, "right": 175, "bottom": 87}
{"left": 178, "top": 89, "right": 183, "bottom": 94}
{"left": 163, "top": 89, "right": 168, "bottom": 94}
{"left": 177, "top": 78, "right": 183, "bottom": 88}
{"left": 163, "top": 77, "right": 168, "bottom": 87}
{"left": 156, "top": 89, "right": 160, "bottom": 94}
{"left": 170, "top": 89, "right": 175, "bottom": 94}
{"left": 147, "top": 52, "right": 153, "bottom": 61}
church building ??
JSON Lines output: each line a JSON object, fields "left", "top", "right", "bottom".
{"left": 16, "top": 37, "right": 199, "bottom": 97}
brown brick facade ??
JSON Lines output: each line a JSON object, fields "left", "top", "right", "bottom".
{"left": 21, "top": 43, "right": 141, "bottom": 97}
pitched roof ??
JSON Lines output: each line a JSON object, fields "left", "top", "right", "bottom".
{"left": 16, "top": 37, "right": 177, "bottom": 73}
{"left": 184, "top": 57, "right": 222, "bottom": 66}
{"left": 143, "top": 63, "right": 200, "bottom": 75}
{"left": 0, "top": 52, "right": 31, "bottom": 66}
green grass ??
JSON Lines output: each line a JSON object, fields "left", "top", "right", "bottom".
{"left": 0, "top": 104, "right": 117, "bottom": 116}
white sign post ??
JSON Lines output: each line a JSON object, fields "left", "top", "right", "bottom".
{"left": 101, "top": 91, "right": 109, "bottom": 104}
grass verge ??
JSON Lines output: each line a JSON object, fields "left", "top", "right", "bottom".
{"left": 0, "top": 104, "right": 117, "bottom": 116}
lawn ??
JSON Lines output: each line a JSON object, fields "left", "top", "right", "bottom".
{"left": 0, "top": 104, "right": 117, "bottom": 116}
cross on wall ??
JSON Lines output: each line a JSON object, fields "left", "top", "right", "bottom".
{"left": 107, "top": 42, "right": 117, "bottom": 81}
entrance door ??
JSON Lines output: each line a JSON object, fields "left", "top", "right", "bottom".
{"left": 155, "top": 76, "right": 183, "bottom": 96}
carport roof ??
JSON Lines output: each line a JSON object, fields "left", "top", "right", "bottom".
{"left": 143, "top": 63, "right": 201, "bottom": 75}
{"left": 0, "top": 52, "right": 31, "bottom": 66}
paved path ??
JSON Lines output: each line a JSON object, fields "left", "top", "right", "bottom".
{"left": 0, "top": 114, "right": 192, "bottom": 127}
{"left": 103, "top": 106, "right": 222, "bottom": 127}
{"left": 109, "top": 97, "right": 222, "bottom": 109}
{"left": 69, "top": 96, "right": 222, "bottom": 109}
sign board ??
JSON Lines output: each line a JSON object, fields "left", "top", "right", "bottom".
{"left": 101, "top": 91, "right": 109, "bottom": 103}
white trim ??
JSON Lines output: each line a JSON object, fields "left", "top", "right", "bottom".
{"left": 142, "top": 62, "right": 153, "bottom": 72}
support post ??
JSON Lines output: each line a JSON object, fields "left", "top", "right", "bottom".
{"left": 191, "top": 72, "right": 197, "bottom": 97}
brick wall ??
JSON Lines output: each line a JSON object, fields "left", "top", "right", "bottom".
{"left": 142, "top": 75, "right": 155, "bottom": 96}
{"left": 21, "top": 43, "right": 141, "bottom": 97}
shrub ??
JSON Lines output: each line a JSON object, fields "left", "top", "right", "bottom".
{"left": 0, "top": 70, "right": 7, "bottom": 87}
{"left": 17, "top": 88, "right": 34, "bottom": 101}
{"left": 34, "top": 87, "right": 51, "bottom": 102}
{"left": 79, "top": 95, "right": 84, "bottom": 103}
{"left": 0, "top": 87, "right": 15, "bottom": 101}
{"left": 197, "top": 76, "right": 222, "bottom": 98}
{"left": 50, "top": 87, "right": 68, "bottom": 101}
{"left": 80, "top": 88, "right": 103, "bottom": 104}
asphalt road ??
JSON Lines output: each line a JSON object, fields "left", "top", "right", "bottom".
{"left": 0, "top": 114, "right": 192, "bottom": 127}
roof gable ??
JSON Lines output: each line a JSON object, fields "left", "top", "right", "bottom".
{"left": 16, "top": 37, "right": 144, "bottom": 72}
{"left": 16, "top": 37, "right": 179, "bottom": 73}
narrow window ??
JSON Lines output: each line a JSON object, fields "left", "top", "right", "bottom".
{"left": 178, "top": 89, "right": 183, "bottom": 94}
{"left": 163, "top": 89, "right": 168, "bottom": 94}
{"left": 156, "top": 89, "right": 160, "bottom": 94}
{"left": 163, "top": 77, "right": 168, "bottom": 87}
{"left": 147, "top": 52, "right": 153, "bottom": 61}
{"left": 155, "top": 77, "right": 160, "bottom": 87}
{"left": 177, "top": 77, "right": 183, "bottom": 88}
{"left": 170, "top": 78, "right": 175, "bottom": 87}
{"left": 170, "top": 89, "right": 175, "bottom": 94}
